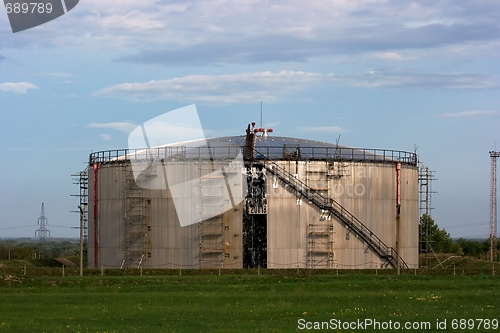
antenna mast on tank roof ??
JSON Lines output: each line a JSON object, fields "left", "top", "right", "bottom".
{"left": 260, "top": 101, "right": 263, "bottom": 129}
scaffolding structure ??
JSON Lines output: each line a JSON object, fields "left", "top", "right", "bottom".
{"left": 418, "top": 163, "right": 436, "bottom": 267}
{"left": 307, "top": 221, "right": 334, "bottom": 268}
{"left": 71, "top": 170, "right": 89, "bottom": 244}
{"left": 198, "top": 162, "right": 225, "bottom": 268}
{"left": 122, "top": 166, "right": 149, "bottom": 268}
{"left": 327, "top": 161, "right": 350, "bottom": 179}
{"left": 489, "top": 151, "right": 499, "bottom": 262}
{"left": 305, "top": 163, "right": 329, "bottom": 194}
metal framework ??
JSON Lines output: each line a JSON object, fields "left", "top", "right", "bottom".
{"left": 35, "top": 202, "right": 50, "bottom": 243}
{"left": 418, "top": 163, "right": 436, "bottom": 267}
{"left": 71, "top": 170, "right": 89, "bottom": 243}
{"left": 489, "top": 151, "right": 499, "bottom": 262}
{"left": 307, "top": 222, "right": 334, "bottom": 268}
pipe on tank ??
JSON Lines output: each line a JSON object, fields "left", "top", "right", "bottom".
{"left": 93, "top": 163, "right": 99, "bottom": 268}
{"left": 396, "top": 162, "right": 401, "bottom": 274}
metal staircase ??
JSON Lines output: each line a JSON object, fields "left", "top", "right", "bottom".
{"left": 261, "top": 157, "right": 408, "bottom": 269}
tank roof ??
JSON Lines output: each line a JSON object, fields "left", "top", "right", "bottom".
{"left": 90, "top": 135, "right": 417, "bottom": 166}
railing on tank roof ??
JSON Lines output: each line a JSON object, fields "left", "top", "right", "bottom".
{"left": 89, "top": 145, "right": 417, "bottom": 166}
{"left": 89, "top": 145, "right": 241, "bottom": 164}
{"left": 257, "top": 145, "right": 417, "bottom": 165}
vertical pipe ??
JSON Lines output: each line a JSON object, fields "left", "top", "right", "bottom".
{"left": 93, "top": 163, "right": 99, "bottom": 268}
{"left": 396, "top": 162, "right": 401, "bottom": 274}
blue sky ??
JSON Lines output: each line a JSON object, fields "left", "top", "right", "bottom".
{"left": 0, "top": 0, "right": 498, "bottom": 239}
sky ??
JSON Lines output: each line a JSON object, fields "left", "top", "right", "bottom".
{"left": 0, "top": 0, "right": 498, "bottom": 240}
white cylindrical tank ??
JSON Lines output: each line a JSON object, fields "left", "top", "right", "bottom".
{"left": 87, "top": 134, "right": 419, "bottom": 269}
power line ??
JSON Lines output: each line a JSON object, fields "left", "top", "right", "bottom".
{"left": 49, "top": 225, "right": 74, "bottom": 229}
{"left": 445, "top": 222, "right": 489, "bottom": 229}
{"left": 433, "top": 200, "right": 488, "bottom": 208}
{"left": 0, "top": 225, "right": 37, "bottom": 230}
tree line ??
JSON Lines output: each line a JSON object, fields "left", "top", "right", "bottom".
{"left": 419, "top": 214, "right": 499, "bottom": 260}
{"left": 1, "top": 217, "right": 498, "bottom": 263}
{"left": 0, "top": 239, "right": 81, "bottom": 260}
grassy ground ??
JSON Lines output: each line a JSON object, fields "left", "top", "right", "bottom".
{"left": 0, "top": 270, "right": 498, "bottom": 333}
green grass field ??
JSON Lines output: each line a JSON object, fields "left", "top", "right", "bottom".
{"left": 0, "top": 269, "right": 499, "bottom": 333}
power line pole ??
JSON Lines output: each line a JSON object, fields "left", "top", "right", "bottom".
{"left": 35, "top": 203, "right": 50, "bottom": 243}
{"left": 419, "top": 163, "right": 436, "bottom": 268}
{"left": 72, "top": 170, "right": 89, "bottom": 272}
{"left": 489, "top": 151, "right": 499, "bottom": 261}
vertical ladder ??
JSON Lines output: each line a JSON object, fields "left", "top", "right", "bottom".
{"left": 123, "top": 167, "right": 148, "bottom": 268}
{"left": 198, "top": 162, "right": 225, "bottom": 268}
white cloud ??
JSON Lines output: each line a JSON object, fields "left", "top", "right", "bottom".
{"left": 99, "top": 134, "right": 113, "bottom": 141}
{"left": 34, "top": 72, "right": 74, "bottom": 77}
{"left": 94, "top": 69, "right": 499, "bottom": 105}
{"left": 4, "top": 0, "right": 498, "bottom": 65}
{"left": 371, "top": 52, "right": 414, "bottom": 61}
{"left": 265, "top": 122, "right": 280, "bottom": 128}
{"left": 405, "top": 19, "right": 455, "bottom": 29}
{"left": 94, "top": 71, "right": 332, "bottom": 105}
{"left": 298, "top": 126, "right": 346, "bottom": 133}
{"left": 437, "top": 110, "right": 499, "bottom": 118}
{"left": 335, "top": 69, "right": 500, "bottom": 90}
{"left": 0, "top": 82, "right": 38, "bottom": 94}
{"left": 87, "top": 122, "right": 137, "bottom": 134}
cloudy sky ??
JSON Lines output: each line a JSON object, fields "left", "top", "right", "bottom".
{"left": 0, "top": 0, "right": 498, "bottom": 239}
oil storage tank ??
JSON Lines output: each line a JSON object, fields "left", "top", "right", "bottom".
{"left": 86, "top": 123, "right": 419, "bottom": 269}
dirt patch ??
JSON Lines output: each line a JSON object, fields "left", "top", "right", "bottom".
{"left": 4, "top": 275, "right": 22, "bottom": 283}
{"left": 0, "top": 263, "right": 5, "bottom": 267}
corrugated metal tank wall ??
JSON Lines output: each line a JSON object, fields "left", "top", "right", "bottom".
{"left": 89, "top": 153, "right": 417, "bottom": 269}
{"left": 266, "top": 160, "right": 418, "bottom": 269}
{"left": 88, "top": 160, "right": 243, "bottom": 269}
